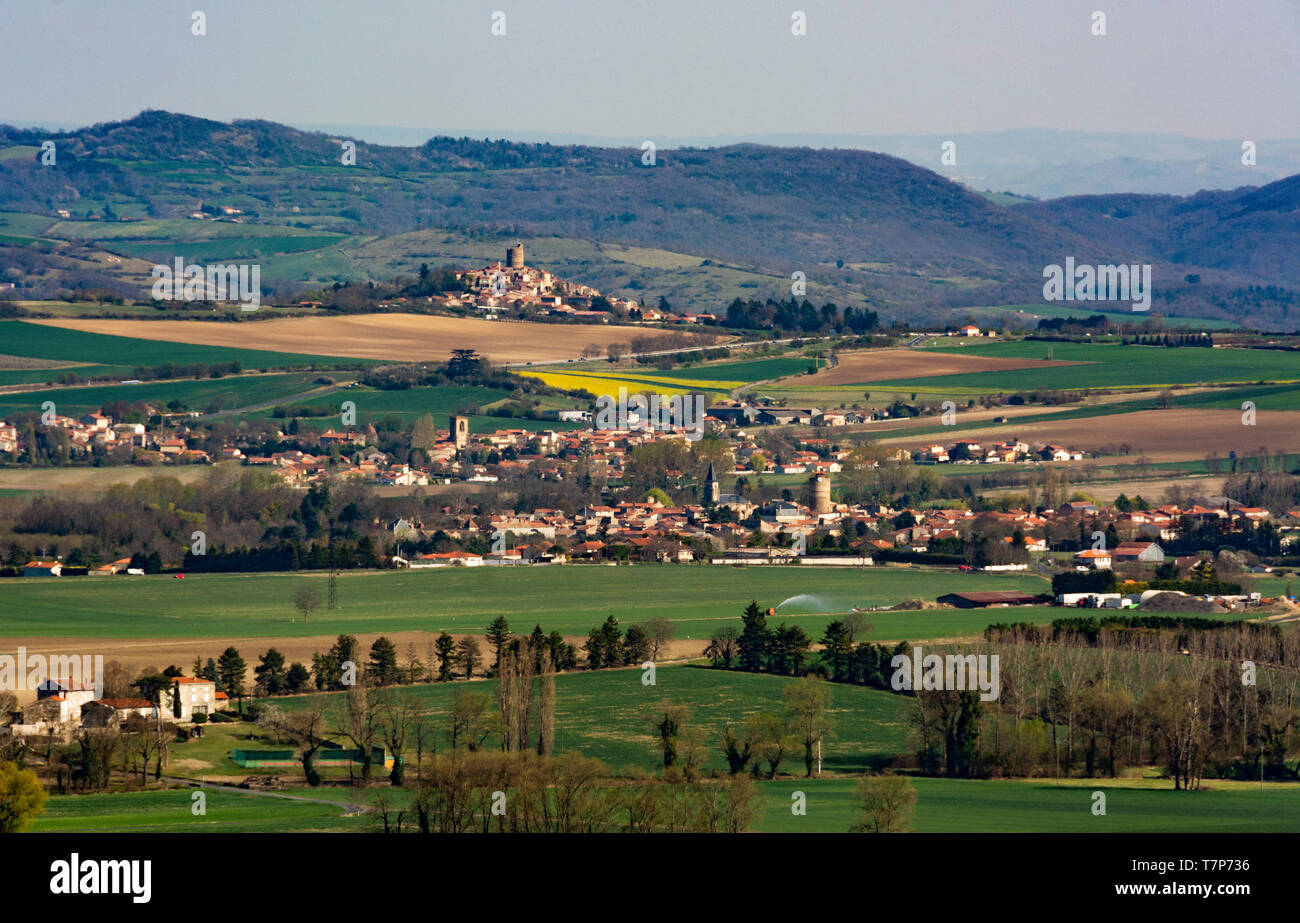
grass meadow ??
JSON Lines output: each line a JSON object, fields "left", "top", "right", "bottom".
{"left": 0, "top": 565, "right": 1053, "bottom": 640}
{"left": 32, "top": 775, "right": 1300, "bottom": 833}
{"left": 30, "top": 787, "right": 365, "bottom": 833}
{"left": 35, "top": 773, "right": 1300, "bottom": 833}
{"left": 758, "top": 777, "right": 1300, "bottom": 832}
{"left": 244, "top": 663, "right": 911, "bottom": 777}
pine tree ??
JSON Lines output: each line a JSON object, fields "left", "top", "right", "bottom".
{"left": 457, "top": 636, "right": 482, "bottom": 679}
{"left": 434, "top": 632, "right": 456, "bottom": 681}
{"left": 598, "top": 615, "right": 623, "bottom": 667}
{"left": 485, "top": 616, "right": 512, "bottom": 670}
{"left": 624, "top": 624, "right": 651, "bottom": 665}
{"left": 737, "top": 600, "right": 771, "bottom": 673}
{"left": 368, "top": 637, "right": 399, "bottom": 686}
{"left": 254, "top": 648, "right": 287, "bottom": 695}
{"left": 216, "top": 647, "right": 247, "bottom": 710}
{"left": 819, "top": 621, "right": 853, "bottom": 681}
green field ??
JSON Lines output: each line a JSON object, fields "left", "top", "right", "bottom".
{"left": 34, "top": 772, "right": 1300, "bottom": 833}
{"left": 105, "top": 235, "right": 350, "bottom": 264}
{"left": 823, "top": 382, "right": 1300, "bottom": 444}
{"left": 979, "top": 303, "right": 1241, "bottom": 331}
{"left": 758, "top": 777, "right": 1300, "bottom": 832}
{"left": 31, "top": 774, "right": 1300, "bottom": 833}
{"left": 219, "top": 662, "right": 910, "bottom": 777}
{"left": 30, "top": 787, "right": 365, "bottom": 833}
{"left": 0, "top": 566, "right": 1052, "bottom": 640}
{"left": 867, "top": 341, "right": 1300, "bottom": 393}
{"left": 0, "top": 320, "right": 368, "bottom": 374}
{"left": 0, "top": 372, "right": 331, "bottom": 419}
{"left": 653, "top": 355, "right": 823, "bottom": 383}
{"left": 258, "top": 383, "right": 587, "bottom": 433}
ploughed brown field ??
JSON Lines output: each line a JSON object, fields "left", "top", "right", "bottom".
{"left": 32, "top": 314, "right": 722, "bottom": 365}
{"left": 879, "top": 408, "right": 1300, "bottom": 463}
{"left": 780, "top": 347, "right": 1083, "bottom": 385}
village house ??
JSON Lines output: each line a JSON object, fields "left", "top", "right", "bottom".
{"left": 159, "top": 677, "right": 224, "bottom": 722}
{"left": 1112, "top": 541, "right": 1165, "bottom": 564}
{"left": 1074, "top": 549, "right": 1113, "bottom": 569}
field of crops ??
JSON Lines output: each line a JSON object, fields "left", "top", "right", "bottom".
{"left": 0, "top": 372, "right": 330, "bottom": 419}
{"left": 0, "top": 566, "right": 1053, "bottom": 640}
{"left": 872, "top": 341, "right": 1300, "bottom": 393}
{"left": 32, "top": 773, "right": 1300, "bottom": 833}
{"left": 256, "top": 383, "right": 588, "bottom": 432}
{"left": 652, "top": 355, "right": 822, "bottom": 383}
{"left": 520, "top": 368, "right": 741, "bottom": 398}
{"left": 758, "top": 777, "right": 1300, "bottom": 832}
{"left": 30, "top": 787, "right": 365, "bottom": 833}
{"left": 530, "top": 354, "right": 826, "bottom": 400}
{"left": 1, "top": 320, "right": 364, "bottom": 373}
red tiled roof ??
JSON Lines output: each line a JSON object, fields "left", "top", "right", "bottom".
{"left": 98, "top": 698, "right": 152, "bottom": 709}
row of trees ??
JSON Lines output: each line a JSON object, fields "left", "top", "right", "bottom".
{"left": 722, "top": 297, "right": 879, "bottom": 335}
{"left": 582, "top": 615, "right": 676, "bottom": 668}
{"left": 705, "top": 602, "right": 872, "bottom": 677}
{"left": 904, "top": 624, "right": 1300, "bottom": 788}
{"left": 385, "top": 752, "right": 765, "bottom": 834}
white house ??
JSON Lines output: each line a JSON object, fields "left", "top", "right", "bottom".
{"left": 159, "top": 677, "right": 220, "bottom": 721}
{"left": 1074, "top": 549, "right": 1113, "bottom": 569}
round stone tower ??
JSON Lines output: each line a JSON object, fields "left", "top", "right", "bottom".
{"left": 506, "top": 242, "right": 525, "bottom": 269}
{"left": 810, "top": 473, "right": 832, "bottom": 514}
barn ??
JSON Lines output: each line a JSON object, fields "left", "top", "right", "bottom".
{"left": 938, "top": 591, "right": 1046, "bottom": 609}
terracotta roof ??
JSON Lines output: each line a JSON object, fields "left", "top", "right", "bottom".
{"left": 97, "top": 698, "right": 152, "bottom": 709}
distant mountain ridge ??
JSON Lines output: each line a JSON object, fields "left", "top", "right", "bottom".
{"left": 0, "top": 111, "right": 1297, "bottom": 328}
{"left": 291, "top": 123, "right": 1300, "bottom": 198}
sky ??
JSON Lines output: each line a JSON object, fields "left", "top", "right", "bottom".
{"left": 1, "top": 0, "right": 1297, "bottom": 141}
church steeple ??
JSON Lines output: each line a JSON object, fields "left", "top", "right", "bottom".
{"left": 705, "top": 461, "right": 719, "bottom": 504}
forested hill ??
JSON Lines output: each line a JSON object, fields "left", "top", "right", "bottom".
{"left": 1, "top": 111, "right": 1296, "bottom": 326}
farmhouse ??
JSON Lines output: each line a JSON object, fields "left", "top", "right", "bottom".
{"left": 159, "top": 677, "right": 223, "bottom": 721}
{"left": 23, "top": 560, "right": 61, "bottom": 577}
{"left": 9, "top": 680, "right": 99, "bottom": 736}
{"left": 1074, "top": 549, "right": 1113, "bottom": 569}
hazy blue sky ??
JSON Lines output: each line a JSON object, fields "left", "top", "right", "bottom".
{"left": 3, "top": 0, "right": 1296, "bottom": 139}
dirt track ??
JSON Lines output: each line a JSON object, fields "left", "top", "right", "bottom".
{"left": 32, "top": 314, "right": 718, "bottom": 365}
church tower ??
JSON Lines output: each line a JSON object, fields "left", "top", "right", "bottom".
{"left": 705, "top": 461, "right": 720, "bottom": 504}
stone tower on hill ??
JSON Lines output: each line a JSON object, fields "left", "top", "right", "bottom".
{"left": 506, "top": 242, "right": 524, "bottom": 269}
